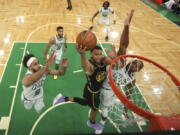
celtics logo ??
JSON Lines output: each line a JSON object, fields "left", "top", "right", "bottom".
{"left": 96, "top": 71, "right": 106, "bottom": 82}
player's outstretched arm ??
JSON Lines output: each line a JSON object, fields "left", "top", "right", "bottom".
{"left": 117, "top": 9, "right": 134, "bottom": 56}
{"left": 48, "top": 58, "right": 68, "bottom": 75}
{"left": 22, "top": 67, "right": 48, "bottom": 86}
{"left": 76, "top": 44, "right": 94, "bottom": 75}
{"left": 92, "top": 11, "right": 99, "bottom": 22}
{"left": 44, "top": 37, "right": 55, "bottom": 60}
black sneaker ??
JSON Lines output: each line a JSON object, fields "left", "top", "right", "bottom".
{"left": 88, "top": 26, "right": 93, "bottom": 31}
{"left": 105, "top": 36, "right": 109, "bottom": 41}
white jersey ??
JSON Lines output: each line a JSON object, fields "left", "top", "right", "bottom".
{"left": 165, "top": 0, "right": 175, "bottom": 9}
{"left": 99, "top": 7, "right": 114, "bottom": 18}
{"left": 50, "top": 35, "right": 66, "bottom": 51}
{"left": 102, "top": 62, "right": 135, "bottom": 90}
{"left": 22, "top": 69, "right": 46, "bottom": 100}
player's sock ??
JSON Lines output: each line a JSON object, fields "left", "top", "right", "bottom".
{"left": 99, "top": 119, "right": 105, "bottom": 125}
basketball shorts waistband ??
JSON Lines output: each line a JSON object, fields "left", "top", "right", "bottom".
{"left": 87, "top": 86, "right": 100, "bottom": 94}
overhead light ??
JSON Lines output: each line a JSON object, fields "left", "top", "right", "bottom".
{"left": 152, "top": 86, "right": 162, "bottom": 94}
{"left": 127, "top": 50, "right": 134, "bottom": 54}
{"left": 77, "top": 18, "right": 81, "bottom": 24}
{"left": 110, "top": 32, "right": 118, "bottom": 39}
{"left": 3, "top": 37, "right": 10, "bottom": 44}
{"left": 16, "top": 16, "right": 25, "bottom": 23}
{"left": 0, "top": 50, "right": 4, "bottom": 56}
{"left": 7, "top": 33, "right": 11, "bottom": 38}
{"left": 143, "top": 72, "right": 149, "bottom": 81}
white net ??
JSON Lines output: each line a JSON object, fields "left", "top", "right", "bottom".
{"left": 106, "top": 56, "right": 180, "bottom": 131}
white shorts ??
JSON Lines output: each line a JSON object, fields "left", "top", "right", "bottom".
{"left": 51, "top": 48, "right": 63, "bottom": 64}
{"left": 100, "top": 88, "right": 115, "bottom": 107}
{"left": 98, "top": 16, "right": 110, "bottom": 26}
{"left": 21, "top": 93, "right": 45, "bottom": 113}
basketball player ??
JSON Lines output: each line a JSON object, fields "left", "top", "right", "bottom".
{"left": 21, "top": 53, "right": 68, "bottom": 113}
{"left": 96, "top": 10, "right": 144, "bottom": 134}
{"left": 67, "top": 0, "right": 72, "bottom": 10}
{"left": 89, "top": 1, "right": 116, "bottom": 41}
{"left": 53, "top": 45, "right": 113, "bottom": 131}
{"left": 44, "top": 26, "right": 67, "bottom": 79}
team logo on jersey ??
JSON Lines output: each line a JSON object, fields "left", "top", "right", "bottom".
{"left": 96, "top": 71, "right": 106, "bottom": 82}
{"left": 32, "top": 74, "right": 46, "bottom": 91}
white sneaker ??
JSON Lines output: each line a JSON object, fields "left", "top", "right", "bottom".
{"left": 95, "top": 129, "right": 103, "bottom": 134}
{"left": 95, "top": 120, "right": 105, "bottom": 134}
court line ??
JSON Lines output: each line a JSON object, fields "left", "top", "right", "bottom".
{"left": 5, "top": 39, "right": 30, "bottom": 135}
{"left": 116, "top": 22, "right": 180, "bottom": 48}
{"left": 14, "top": 41, "right": 76, "bottom": 44}
{"left": 1, "top": 13, "right": 91, "bottom": 23}
{"left": 0, "top": 41, "right": 15, "bottom": 84}
{"left": 3, "top": 8, "right": 178, "bottom": 49}
{"left": 119, "top": 86, "right": 143, "bottom": 132}
{"left": 29, "top": 102, "right": 72, "bottom": 135}
{"left": 136, "top": 85, "right": 154, "bottom": 113}
{"left": 98, "top": 109, "right": 121, "bottom": 133}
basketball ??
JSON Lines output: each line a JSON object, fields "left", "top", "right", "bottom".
{"left": 76, "top": 30, "right": 97, "bottom": 51}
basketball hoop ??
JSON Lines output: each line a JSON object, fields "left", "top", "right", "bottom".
{"left": 109, "top": 54, "right": 180, "bottom": 131}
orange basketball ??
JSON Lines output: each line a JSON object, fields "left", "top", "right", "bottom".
{"left": 76, "top": 30, "right": 97, "bottom": 51}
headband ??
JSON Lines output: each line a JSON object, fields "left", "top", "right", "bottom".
{"left": 27, "top": 57, "right": 36, "bottom": 67}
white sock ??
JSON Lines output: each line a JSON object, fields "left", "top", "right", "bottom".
{"left": 105, "top": 26, "right": 110, "bottom": 37}
{"left": 100, "top": 119, "right": 106, "bottom": 125}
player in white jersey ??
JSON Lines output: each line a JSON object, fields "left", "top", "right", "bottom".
{"left": 21, "top": 53, "right": 68, "bottom": 113}
{"left": 95, "top": 10, "right": 144, "bottom": 134}
{"left": 89, "top": 1, "right": 116, "bottom": 41}
{"left": 44, "top": 26, "right": 67, "bottom": 79}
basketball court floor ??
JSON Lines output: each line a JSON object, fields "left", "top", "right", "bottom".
{"left": 0, "top": 0, "right": 180, "bottom": 135}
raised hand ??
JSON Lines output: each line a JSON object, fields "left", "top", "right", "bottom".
{"left": 124, "top": 9, "right": 135, "bottom": 26}
{"left": 46, "top": 52, "right": 55, "bottom": 68}
{"left": 76, "top": 44, "right": 87, "bottom": 54}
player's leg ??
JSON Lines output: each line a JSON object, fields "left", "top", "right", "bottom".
{"left": 23, "top": 100, "right": 34, "bottom": 110}
{"left": 21, "top": 93, "right": 34, "bottom": 110}
{"left": 52, "top": 93, "right": 88, "bottom": 106}
{"left": 104, "top": 18, "right": 111, "bottom": 41}
{"left": 101, "top": 90, "right": 114, "bottom": 121}
{"left": 86, "top": 92, "right": 103, "bottom": 131}
{"left": 34, "top": 97, "right": 45, "bottom": 113}
{"left": 123, "top": 87, "right": 133, "bottom": 118}
{"left": 89, "top": 16, "right": 103, "bottom": 31}
{"left": 67, "top": 0, "right": 72, "bottom": 10}
{"left": 95, "top": 89, "right": 114, "bottom": 134}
